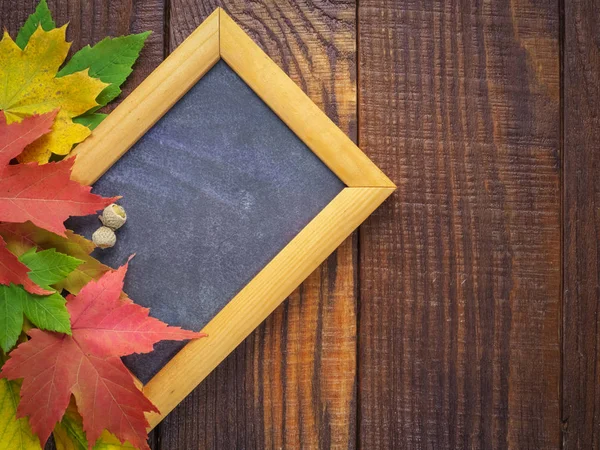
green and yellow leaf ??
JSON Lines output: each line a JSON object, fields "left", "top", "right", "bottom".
{"left": 0, "top": 378, "right": 41, "bottom": 450}
{"left": 15, "top": 0, "right": 55, "bottom": 50}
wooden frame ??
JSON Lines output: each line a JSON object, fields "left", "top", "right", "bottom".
{"left": 70, "top": 8, "right": 395, "bottom": 429}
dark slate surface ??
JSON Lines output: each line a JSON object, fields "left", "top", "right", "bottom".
{"left": 68, "top": 61, "right": 344, "bottom": 383}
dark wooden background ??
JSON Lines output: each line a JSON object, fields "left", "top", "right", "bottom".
{"left": 0, "top": 0, "right": 597, "bottom": 449}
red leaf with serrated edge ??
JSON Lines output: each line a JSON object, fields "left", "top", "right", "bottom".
{"left": 0, "top": 158, "right": 118, "bottom": 237}
{"left": 5, "top": 329, "right": 157, "bottom": 449}
{"left": 0, "top": 110, "right": 58, "bottom": 167}
{"left": 2, "top": 262, "right": 206, "bottom": 449}
{"left": 67, "top": 262, "right": 207, "bottom": 357}
{"left": 0, "top": 235, "right": 51, "bottom": 294}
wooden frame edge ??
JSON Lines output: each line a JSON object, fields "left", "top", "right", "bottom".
{"left": 219, "top": 9, "right": 395, "bottom": 189}
{"left": 70, "top": 9, "right": 220, "bottom": 186}
{"left": 143, "top": 186, "right": 394, "bottom": 428}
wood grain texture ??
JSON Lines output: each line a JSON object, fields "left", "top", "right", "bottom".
{"left": 0, "top": 1, "right": 166, "bottom": 449}
{"left": 563, "top": 1, "right": 600, "bottom": 448}
{"left": 160, "top": 1, "right": 358, "bottom": 449}
{"left": 358, "top": 1, "right": 561, "bottom": 449}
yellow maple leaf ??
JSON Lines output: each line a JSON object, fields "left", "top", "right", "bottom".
{"left": 0, "top": 25, "right": 107, "bottom": 163}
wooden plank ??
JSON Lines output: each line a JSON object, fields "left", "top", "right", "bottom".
{"left": 0, "top": 1, "right": 166, "bottom": 449}
{"left": 160, "top": 1, "right": 358, "bottom": 448}
{"left": 358, "top": 1, "right": 561, "bottom": 449}
{"left": 563, "top": 1, "right": 600, "bottom": 448}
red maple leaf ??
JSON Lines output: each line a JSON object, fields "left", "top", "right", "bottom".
{"left": 2, "top": 262, "right": 207, "bottom": 449}
{"left": 0, "top": 111, "right": 58, "bottom": 168}
{"left": 0, "top": 235, "right": 51, "bottom": 294}
{"left": 0, "top": 111, "right": 117, "bottom": 236}
{"left": 0, "top": 158, "right": 118, "bottom": 236}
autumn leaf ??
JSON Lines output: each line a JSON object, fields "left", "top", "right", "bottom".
{"left": 0, "top": 236, "right": 50, "bottom": 296}
{"left": 0, "top": 378, "right": 41, "bottom": 450}
{"left": 0, "top": 26, "right": 107, "bottom": 163}
{"left": 0, "top": 222, "right": 111, "bottom": 294}
{"left": 58, "top": 32, "right": 151, "bottom": 109}
{"left": 0, "top": 110, "right": 57, "bottom": 168}
{"left": 0, "top": 112, "right": 116, "bottom": 238}
{"left": 0, "top": 158, "right": 118, "bottom": 236}
{"left": 2, "top": 262, "right": 207, "bottom": 449}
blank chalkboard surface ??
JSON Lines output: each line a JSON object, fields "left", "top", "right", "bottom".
{"left": 68, "top": 60, "right": 344, "bottom": 383}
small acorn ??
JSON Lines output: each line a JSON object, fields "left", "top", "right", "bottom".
{"left": 100, "top": 203, "right": 127, "bottom": 230}
{"left": 92, "top": 226, "right": 117, "bottom": 249}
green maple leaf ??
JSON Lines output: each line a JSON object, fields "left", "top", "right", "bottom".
{"left": 58, "top": 32, "right": 151, "bottom": 109}
{"left": 20, "top": 290, "right": 71, "bottom": 336}
{"left": 15, "top": 0, "right": 56, "bottom": 49}
{"left": 0, "top": 248, "right": 82, "bottom": 352}
{"left": 0, "top": 286, "right": 24, "bottom": 353}
{"left": 19, "top": 248, "right": 84, "bottom": 291}
{"left": 0, "top": 285, "right": 71, "bottom": 352}
{"left": 73, "top": 113, "right": 108, "bottom": 131}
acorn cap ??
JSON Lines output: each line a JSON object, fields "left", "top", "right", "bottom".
{"left": 100, "top": 203, "right": 127, "bottom": 230}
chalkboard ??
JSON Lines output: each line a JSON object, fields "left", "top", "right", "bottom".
{"left": 68, "top": 61, "right": 344, "bottom": 383}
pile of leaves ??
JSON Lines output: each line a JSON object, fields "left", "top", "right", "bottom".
{"left": 0, "top": 2, "right": 206, "bottom": 449}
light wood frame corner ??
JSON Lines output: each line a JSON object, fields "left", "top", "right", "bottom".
{"left": 70, "top": 7, "right": 395, "bottom": 430}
